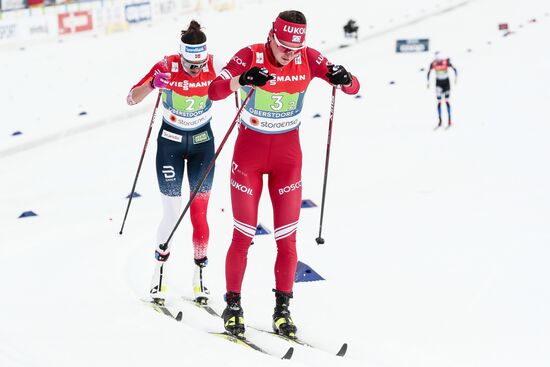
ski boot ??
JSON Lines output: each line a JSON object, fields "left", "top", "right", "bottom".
{"left": 149, "top": 262, "right": 167, "bottom": 306}
{"left": 149, "top": 243, "right": 170, "bottom": 305}
{"left": 192, "top": 257, "right": 210, "bottom": 305}
{"left": 272, "top": 289, "right": 297, "bottom": 338}
{"left": 222, "top": 292, "right": 245, "bottom": 338}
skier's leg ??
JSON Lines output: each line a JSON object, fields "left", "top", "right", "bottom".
{"left": 268, "top": 170, "right": 301, "bottom": 294}
{"left": 156, "top": 194, "right": 183, "bottom": 258}
{"left": 188, "top": 192, "right": 210, "bottom": 260}
{"left": 436, "top": 81, "right": 444, "bottom": 126}
{"left": 187, "top": 124, "right": 215, "bottom": 302}
{"left": 225, "top": 167, "right": 262, "bottom": 294}
{"left": 155, "top": 135, "right": 186, "bottom": 258}
{"left": 446, "top": 100, "right": 452, "bottom": 125}
{"left": 437, "top": 99, "right": 443, "bottom": 126}
{"left": 267, "top": 131, "right": 302, "bottom": 337}
{"left": 443, "top": 79, "right": 452, "bottom": 126}
{"left": 222, "top": 127, "right": 266, "bottom": 336}
{"left": 222, "top": 166, "right": 262, "bottom": 336}
{"left": 150, "top": 129, "right": 186, "bottom": 301}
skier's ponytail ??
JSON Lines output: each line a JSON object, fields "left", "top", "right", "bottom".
{"left": 181, "top": 20, "right": 207, "bottom": 44}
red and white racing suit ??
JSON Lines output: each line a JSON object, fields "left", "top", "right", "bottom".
{"left": 209, "top": 43, "right": 360, "bottom": 294}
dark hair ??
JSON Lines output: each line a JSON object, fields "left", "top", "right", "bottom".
{"left": 278, "top": 10, "right": 306, "bottom": 25}
{"left": 181, "top": 20, "right": 206, "bottom": 44}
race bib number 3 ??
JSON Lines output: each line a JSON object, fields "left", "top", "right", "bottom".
{"left": 242, "top": 89, "right": 299, "bottom": 112}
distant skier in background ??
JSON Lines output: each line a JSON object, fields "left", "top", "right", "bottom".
{"left": 208, "top": 10, "right": 360, "bottom": 339}
{"left": 427, "top": 51, "right": 458, "bottom": 128}
{"left": 126, "top": 21, "right": 221, "bottom": 306}
{"left": 343, "top": 19, "right": 359, "bottom": 40}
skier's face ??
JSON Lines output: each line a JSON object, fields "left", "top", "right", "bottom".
{"left": 181, "top": 57, "right": 207, "bottom": 78}
{"left": 270, "top": 33, "right": 304, "bottom": 65}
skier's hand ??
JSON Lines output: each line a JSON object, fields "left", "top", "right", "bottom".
{"left": 239, "top": 67, "right": 273, "bottom": 87}
{"left": 326, "top": 65, "right": 352, "bottom": 86}
{"left": 151, "top": 72, "right": 172, "bottom": 89}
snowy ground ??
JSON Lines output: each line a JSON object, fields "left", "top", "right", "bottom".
{"left": 1, "top": 0, "right": 550, "bottom": 366}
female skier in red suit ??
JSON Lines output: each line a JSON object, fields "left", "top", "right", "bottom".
{"left": 208, "top": 10, "right": 360, "bottom": 338}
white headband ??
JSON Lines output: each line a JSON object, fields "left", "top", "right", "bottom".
{"left": 180, "top": 42, "right": 208, "bottom": 62}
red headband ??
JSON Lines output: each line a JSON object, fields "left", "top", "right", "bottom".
{"left": 272, "top": 16, "right": 306, "bottom": 44}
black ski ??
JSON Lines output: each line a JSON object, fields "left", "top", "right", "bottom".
{"left": 141, "top": 299, "right": 183, "bottom": 321}
{"left": 181, "top": 296, "right": 220, "bottom": 317}
{"left": 181, "top": 297, "right": 293, "bottom": 359}
{"left": 181, "top": 297, "right": 346, "bottom": 357}
{"left": 249, "top": 326, "right": 348, "bottom": 357}
{"left": 210, "top": 332, "right": 294, "bottom": 359}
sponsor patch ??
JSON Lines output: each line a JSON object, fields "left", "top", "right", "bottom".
{"left": 233, "top": 56, "right": 246, "bottom": 67}
{"left": 161, "top": 129, "right": 182, "bottom": 143}
{"left": 256, "top": 52, "right": 264, "bottom": 64}
{"left": 231, "top": 161, "right": 247, "bottom": 176}
{"left": 295, "top": 54, "right": 302, "bottom": 65}
{"left": 162, "top": 165, "right": 176, "bottom": 180}
{"left": 192, "top": 131, "right": 210, "bottom": 144}
{"left": 278, "top": 180, "right": 302, "bottom": 195}
{"left": 186, "top": 44, "right": 206, "bottom": 53}
{"left": 171, "top": 62, "right": 179, "bottom": 72}
{"left": 231, "top": 179, "right": 253, "bottom": 195}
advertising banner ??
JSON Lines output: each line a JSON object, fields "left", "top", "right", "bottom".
{"left": 1, "top": 0, "right": 26, "bottom": 11}
{"left": 57, "top": 10, "right": 93, "bottom": 35}
{"left": 395, "top": 38, "right": 430, "bottom": 53}
{"left": 0, "top": 23, "right": 18, "bottom": 40}
{"left": 125, "top": 2, "right": 152, "bottom": 24}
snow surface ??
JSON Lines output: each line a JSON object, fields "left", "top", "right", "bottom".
{"left": 1, "top": 0, "right": 550, "bottom": 366}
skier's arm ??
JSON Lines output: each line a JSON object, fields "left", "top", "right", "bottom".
{"left": 427, "top": 63, "right": 433, "bottom": 81}
{"left": 127, "top": 59, "right": 168, "bottom": 105}
{"left": 306, "top": 47, "right": 360, "bottom": 95}
{"left": 426, "top": 63, "right": 434, "bottom": 88}
{"left": 208, "top": 47, "right": 253, "bottom": 101}
{"left": 448, "top": 59, "right": 458, "bottom": 82}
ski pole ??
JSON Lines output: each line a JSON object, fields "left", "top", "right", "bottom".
{"left": 233, "top": 90, "right": 256, "bottom": 246}
{"left": 119, "top": 92, "right": 162, "bottom": 235}
{"left": 161, "top": 87, "right": 255, "bottom": 247}
{"left": 234, "top": 90, "right": 240, "bottom": 109}
{"left": 315, "top": 86, "right": 337, "bottom": 245}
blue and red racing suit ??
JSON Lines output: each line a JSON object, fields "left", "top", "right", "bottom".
{"left": 129, "top": 54, "right": 218, "bottom": 260}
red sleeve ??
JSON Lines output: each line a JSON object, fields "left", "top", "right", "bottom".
{"left": 208, "top": 47, "right": 253, "bottom": 101}
{"left": 130, "top": 59, "right": 169, "bottom": 91}
{"left": 306, "top": 47, "right": 360, "bottom": 95}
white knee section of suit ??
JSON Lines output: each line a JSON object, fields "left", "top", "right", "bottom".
{"left": 156, "top": 194, "right": 183, "bottom": 246}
